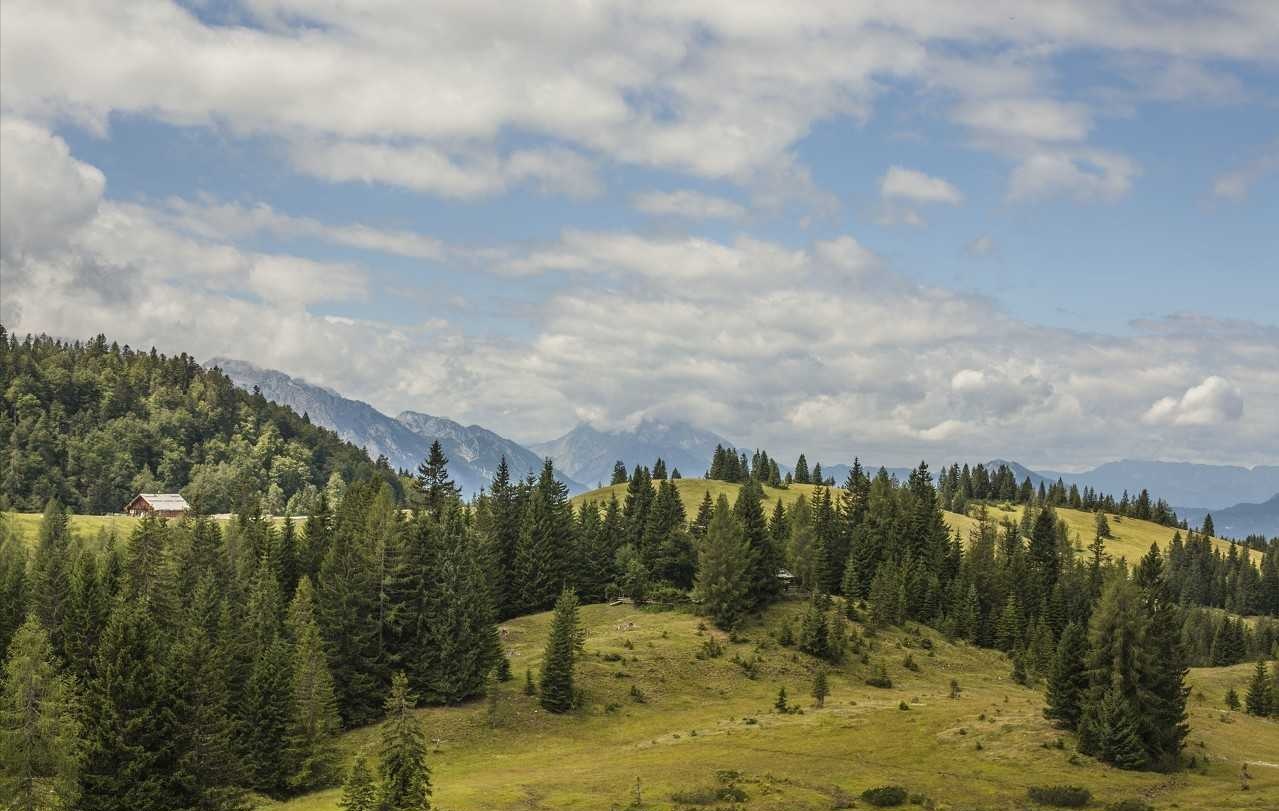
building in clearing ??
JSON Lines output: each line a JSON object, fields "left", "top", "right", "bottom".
{"left": 123, "top": 493, "right": 191, "bottom": 518}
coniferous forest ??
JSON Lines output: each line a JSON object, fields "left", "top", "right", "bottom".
{"left": 3, "top": 329, "right": 1279, "bottom": 809}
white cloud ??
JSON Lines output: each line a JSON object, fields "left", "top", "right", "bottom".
{"left": 290, "top": 142, "right": 602, "bottom": 200}
{"left": 1143, "top": 376, "right": 1244, "bottom": 427}
{"left": 0, "top": 117, "right": 105, "bottom": 260}
{"left": 1212, "top": 140, "right": 1279, "bottom": 201}
{"left": 632, "top": 189, "right": 746, "bottom": 221}
{"left": 3, "top": 1, "right": 1276, "bottom": 202}
{"left": 880, "top": 166, "right": 963, "bottom": 204}
{"left": 1007, "top": 149, "right": 1138, "bottom": 202}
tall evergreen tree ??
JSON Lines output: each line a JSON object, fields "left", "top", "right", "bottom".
{"left": 1245, "top": 659, "right": 1273, "bottom": 716}
{"left": 27, "top": 500, "right": 73, "bottom": 649}
{"left": 1044, "top": 621, "right": 1089, "bottom": 730}
{"left": 734, "top": 481, "right": 781, "bottom": 609}
{"left": 338, "top": 753, "right": 377, "bottom": 811}
{"left": 378, "top": 672, "right": 432, "bottom": 811}
{"left": 79, "top": 598, "right": 180, "bottom": 811}
{"left": 539, "top": 589, "right": 581, "bottom": 714}
{"left": 696, "top": 496, "right": 754, "bottom": 630}
{"left": 243, "top": 636, "right": 293, "bottom": 795}
{"left": 513, "top": 461, "right": 575, "bottom": 613}
{"left": 285, "top": 577, "right": 342, "bottom": 792}
{"left": 483, "top": 458, "right": 523, "bottom": 619}
{"left": 0, "top": 521, "right": 30, "bottom": 660}
{"left": 415, "top": 440, "right": 460, "bottom": 518}
{"left": 0, "top": 616, "right": 85, "bottom": 811}
{"left": 793, "top": 454, "right": 810, "bottom": 484}
{"left": 610, "top": 460, "right": 628, "bottom": 486}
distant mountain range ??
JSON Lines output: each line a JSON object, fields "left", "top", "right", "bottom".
{"left": 207, "top": 358, "right": 1276, "bottom": 533}
{"left": 1178, "top": 495, "right": 1279, "bottom": 540}
{"left": 530, "top": 420, "right": 734, "bottom": 489}
{"left": 209, "top": 358, "right": 584, "bottom": 496}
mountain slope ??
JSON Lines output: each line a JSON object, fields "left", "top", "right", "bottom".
{"left": 1037, "top": 460, "right": 1279, "bottom": 511}
{"left": 1179, "top": 493, "right": 1279, "bottom": 539}
{"left": 530, "top": 419, "right": 732, "bottom": 488}
{"left": 210, "top": 358, "right": 580, "bottom": 495}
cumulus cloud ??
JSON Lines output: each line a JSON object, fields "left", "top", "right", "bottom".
{"left": 3, "top": 1, "right": 1276, "bottom": 201}
{"left": 1008, "top": 149, "right": 1138, "bottom": 202}
{"left": 632, "top": 189, "right": 746, "bottom": 221}
{"left": 880, "top": 166, "right": 963, "bottom": 204}
{"left": 1143, "top": 376, "right": 1245, "bottom": 426}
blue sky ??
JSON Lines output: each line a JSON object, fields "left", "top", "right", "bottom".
{"left": 2, "top": 1, "right": 1277, "bottom": 468}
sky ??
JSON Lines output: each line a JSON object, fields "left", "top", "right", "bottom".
{"left": 1, "top": 0, "right": 1277, "bottom": 470}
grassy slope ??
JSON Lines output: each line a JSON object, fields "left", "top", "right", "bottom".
{"left": 267, "top": 599, "right": 1279, "bottom": 811}
{"left": 573, "top": 480, "right": 1254, "bottom": 564}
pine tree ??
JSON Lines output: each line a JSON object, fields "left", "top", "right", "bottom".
{"left": 1044, "top": 621, "right": 1088, "bottom": 730}
{"left": 316, "top": 483, "right": 388, "bottom": 727}
{"left": 0, "top": 520, "right": 29, "bottom": 658}
{"left": 1245, "top": 659, "right": 1272, "bottom": 716}
{"left": 0, "top": 616, "right": 85, "bottom": 811}
{"left": 734, "top": 482, "right": 781, "bottom": 609}
{"left": 793, "top": 454, "right": 810, "bottom": 484}
{"left": 514, "top": 461, "right": 575, "bottom": 613}
{"left": 798, "top": 597, "right": 830, "bottom": 660}
{"left": 338, "top": 753, "right": 377, "bottom": 811}
{"left": 611, "top": 460, "right": 628, "bottom": 486}
{"left": 80, "top": 599, "right": 181, "bottom": 811}
{"left": 285, "top": 577, "right": 342, "bottom": 792}
{"left": 60, "top": 550, "right": 109, "bottom": 684}
{"left": 1225, "top": 685, "right": 1241, "bottom": 711}
{"left": 168, "top": 579, "right": 248, "bottom": 811}
{"left": 696, "top": 496, "right": 754, "bottom": 630}
{"left": 812, "top": 669, "right": 829, "bottom": 707}
{"left": 244, "top": 637, "right": 293, "bottom": 795}
{"left": 540, "top": 589, "right": 580, "bottom": 713}
{"left": 416, "top": 440, "right": 460, "bottom": 518}
{"left": 378, "top": 672, "right": 431, "bottom": 811}
{"left": 27, "top": 500, "right": 73, "bottom": 649}
{"left": 1090, "top": 686, "right": 1149, "bottom": 770}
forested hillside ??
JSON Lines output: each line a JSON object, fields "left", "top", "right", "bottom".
{"left": 0, "top": 328, "right": 397, "bottom": 514}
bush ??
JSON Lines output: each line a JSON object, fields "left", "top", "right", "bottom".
{"left": 865, "top": 664, "right": 893, "bottom": 689}
{"left": 1027, "top": 785, "right": 1092, "bottom": 807}
{"left": 860, "top": 785, "right": 908, "bottom": 807}
{"left": 670, "top": 784, "right": 748, "bottom": 804}
{"left": 697, "top": 636, "right": 724, "bottom": 659}
{"left": 902, "top": 653, "right": 919, "bottom": 672}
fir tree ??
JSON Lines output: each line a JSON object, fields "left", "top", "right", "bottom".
{"left": 812, "top": 669, "right": 829, "bottom": 707}
{"left": 285, "top": 577, "right": 342, "bottom": 792}
{"left": 415, "top": 440, "right": 460, "bottom": 518}
{"left": 610, "top": 460, "right": 628, "bottom": 486}
{"left": 244, "top": 637, "right": 293, "bottom": 795}
{"left": 1245, "top": 659, "right": 1272, "bottom": 716}
{"left": 60, "top": 549, "right": 109, "bottom": 684}
{"left": 0, "top": 616, "right": 85, "bottom": 811}
{"left": 793, "top": 454, "right": 810, "bottom": 484}
{"left": 27, "top": 500, "right": 73, "bottom": 649}
{"left": 484, "top": 458, "right": 523, "bottom": 619}
{"left": 798, "top": 596, "right": 830, "bottom": 660}
{"left": 514, "top": 461, "right": 575, "bottom": 614}
{"left": 378, "top": 672, "right": 432, "bottom": 811}
{"left": 1044, "top": 621, "right": 1088, "bottom": 730}
{"left": 696, "top": 496, "right": 754, "bottom": 630}
{"left": 540, "top": 589, "right": 580, "bottom": 714}
{"left": 1225, "top": 685, "right": 1241, "bottom": 711}
{"left": 0, "top": 520, "right": 30, "bottom": 658}
{"left": 734, "top": 482, "right": 781, "bottom": 609}
{"left": 80, "top": 599, "right": 181, "bottom": 811}
{"left": 338, "top": 754, "right": 377, "bottom": 811}
{"left": 1089, "top": 686, "right": 1149, "bottom": 770}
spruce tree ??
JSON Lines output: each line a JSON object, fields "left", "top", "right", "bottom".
{"left": 484, "top": 457, "right": 523, "bottom": 619}
{"left": 794, "top": 454, "right": 810, "bottom": 484}
{"left": 734, "top": 481, "right": 781, "bottom": 609}
{"left": 1044, "top": 621, "right": 1088, "bottom": 730}
{"left": 812, "top": 669, "right": 829, "bottom": 707}
{"left": 168, "top": 580, "right": 248, "bottom": 811}
{"left": 285, "top": 577, "right": 342, "bottom": 792}
{"left": 378, "top": 672, "right": 432, "bottom": 811}
{"left": 27, "top": 499, "right": 73, "bottom": 649}
{"left": 416, "top": 440, "right": 460, "bottom": 518}
{"left": 513, "top": 461, "right": 575, "bottom": 614}
{"left": 696, "top": 496, "right": 754, "bottom": 630}
{"left": 539, "top": 589, "right": 580, "bottom": 713}
{"left": 0, "top": 520, "right": 29, "bottom": 658}
{"left": 798, "top": 597, "right": 830, "bottom": 660}
{"left": 611, "top": 460, "right": 629, "bottom": 486}
{"left": 1090, "top": 686, "right": 1149, "bottom": 770}
{"left": 244, "top": 637, "right": 293, "bottom": 795}
{"left": 1245, "top": 659, "right": 1272, "bottom": 716}
{"left": 60, "top": 550, "right": 109, "bottom": 683}
{"left": 0, "top": 616, "right": 85, "bottom": 811}
{"left": 80, "top": 598, "right": 181, "bottom": 811}
{"left": 338, "top": 753, "right": 377, "bottom": 811}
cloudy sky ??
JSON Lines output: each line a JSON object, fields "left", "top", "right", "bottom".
{"left": 2, "top": 0, "right": 1277, "bottom": 470}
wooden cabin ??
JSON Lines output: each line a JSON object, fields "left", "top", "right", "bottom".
{"left": 123, "top": 493, "right": 191, "bottom": 518}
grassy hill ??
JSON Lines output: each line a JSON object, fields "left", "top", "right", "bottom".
{"left": 573, "top": 480, "right": 1255, "bottom": 564}
{"left": 265, "top": 599, "right": 1279, "bottom": 811}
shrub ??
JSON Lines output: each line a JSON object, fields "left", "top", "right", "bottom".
{"left": 778, "top": 620, "right": 796, "bottom": 646}
{"left": 902, "top": 653, "right": 920, "bottom": 672}
{"left": 898, "top": 700, "right": 910, "bottom": 711}
{"left": 629, "top": 684, "right": 647, "bottom": 704}
{"left": 860, "top": 785, "right": 908, "bottom": 807}
{"left": 1027, "top": 785, "right": 1092, "bottom": 807}
{"left": 670, "top": 784, "right": 748, "bottom": 804}
{"left": 865, "top": 664, "right": 893, "bottom": 689}
{"left": 697, "top": 636, "right": 724, "bottom": 659}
